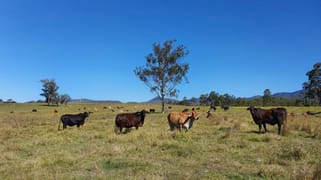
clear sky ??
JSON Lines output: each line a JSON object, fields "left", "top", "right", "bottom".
{"left": 0, "top": 0, "right": 320, "bottom": 103}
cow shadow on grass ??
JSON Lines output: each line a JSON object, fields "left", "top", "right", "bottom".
{"left": 122, "top": 128, "right": 134, "bottom": 134}
{"left": 114, "top": 127, "right": 137, "bottom": 135}
{"left": 244, "top": 130, "right": 266, "bottom": 134}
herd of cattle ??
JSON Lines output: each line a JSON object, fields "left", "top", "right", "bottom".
{"left": 56, "top": 105, "right": 288, "bottom": 135}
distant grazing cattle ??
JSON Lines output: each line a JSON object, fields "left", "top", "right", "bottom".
{"left": 247, "top": 106, "right": 287, "bottom": 135}
{"left": 209, "top": 103, "right": 216, "bottom": 111}
{"left": 114, "top": 110, "right": 147, "bottom": 134}
{"left": 221, "top": 105, "right": 229, "bottom": 111}
{"left": 306, "top": 111, "right": 321, "bottom": 116}
{"left": 32, "top": 109, "right": 37, "bottom": 112}
{"left": 167, "top": 108, "right": 200, "bottom": 132}
{"left": 168, "top": 106, "right": 172, "bottom": 109}
{"left": 58, "top": 112, "right": 92, "bottom": 130}
{"left": 94, "top": 107, "right": 98, "bottom": 112}
{"left": 206, "top": 111, "right": 213, "bottom": 119}
{"left": 182, "top": 108, "right": 189, "bottom": 112}
{"left": 149, "top": 109, "right": 156, "bottom": 113}
{"left": 54, "top": 109, "right": 58, "bottom": 113}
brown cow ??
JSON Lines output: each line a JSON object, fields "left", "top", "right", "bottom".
{"left": 167, "top": 108, "right": 200, "bottom": 132}
{"left": 114, "top": 110, "right": 147, "bottom": 134}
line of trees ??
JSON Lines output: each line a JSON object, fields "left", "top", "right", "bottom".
{"left": 175, "top": 62, "right": 321, "bottom": 107}
{"left": 172, "top": 90, "right": 302, "bottom": 107}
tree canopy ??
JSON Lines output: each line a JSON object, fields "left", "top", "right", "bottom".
{"left": 303, "top": 62, "right": 321, "bottom": 105}
{"left": 134, "top": 40, "right": 189, "bottom": 113}
{"left": 40, "top": 79, "right": 72, "bottom": 106}
{"left": 40, "top": 79, "right": 59, "bottom": 106}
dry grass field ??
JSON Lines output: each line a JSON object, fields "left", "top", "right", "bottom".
{"left": 1, "top": 103, "right": 321, "bottom": 179}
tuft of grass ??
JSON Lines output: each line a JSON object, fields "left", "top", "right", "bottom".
{"left": 312, "top": 163, "right": 321, "bottom": 180}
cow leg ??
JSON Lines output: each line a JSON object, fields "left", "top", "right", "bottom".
{"left": 119, "top": 127, "right": 123, "bottom": 134}
{"left": 63, "top": 124, "right": 67, "bottom": 130}
{"left": 258, "top": 124, "right": 262, "bottom": 133}
{"left": 277, "top": 124, "right": 281, "bottom": 135}
{"left": 263, "top": 123, "right": 267, "bottom": 133}
{"left": 77, "top": 124, "right": 80, "bottom": 128}
{"left": 168, "top": 122, "right": 175, "bottom": 131}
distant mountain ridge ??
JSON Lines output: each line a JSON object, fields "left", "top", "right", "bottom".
{"left": 144, "top": 97, "right": 179, "bottom": 104}
{"left": 273, "top": 90, "right": 304, "bottom": 99}
{"left": 70, "top": 98, "right": 122, "bottom": 104}
{"left": 68, "top": 90, "right": 304, "bottom": 104}
{"left": 247, "top": 90, "right": 304, "bottom": 100}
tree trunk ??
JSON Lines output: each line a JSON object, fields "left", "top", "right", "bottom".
{"left": 161, "top": 95, "right": 165, "bottom": 114}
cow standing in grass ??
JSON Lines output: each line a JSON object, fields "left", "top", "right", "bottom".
{"left": 167, "top": 108, "right": 200, "bottom": 132}
{"left": 58, "top": 112, "right": 92, "bottom": 130}
{"left": 114, "top": 110, "right": 147, "bottom": 134}
{"left": 247, "top": 106, "right": 287, "bottom": 135}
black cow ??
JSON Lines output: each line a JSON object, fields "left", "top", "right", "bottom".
{"left": 114, "top": 110, "right": 147, "bottom": 134}
{"left": 58, "top": 112, "right": 92, "bottom": 130}
{"left": 247, "top": 106, "right": 287, "bottom": 135}
{"left": 221, "top": 105, "right": 229, "bottom": 111}
{"left": 209, "top": 102, "right": 216, "bottom": 112}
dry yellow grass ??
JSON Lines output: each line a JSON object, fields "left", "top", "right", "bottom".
{"left": 0, "top": 103, "right": 321, "bottom": 179}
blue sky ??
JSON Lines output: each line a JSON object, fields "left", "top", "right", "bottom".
{"left": 0, "top": 0, "right": 320, "bottom": 102}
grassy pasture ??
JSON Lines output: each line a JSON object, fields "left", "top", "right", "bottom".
{"left": 1, "top": 103, "right": 321, "bottom": 179}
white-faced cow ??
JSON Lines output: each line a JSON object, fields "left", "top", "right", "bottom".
{"left": 58, "top": 112, "right": 92, "bottom": 130}
{"left": 114, "top": 110, "right": 147, "bottom": 134}
{"left": 167, "top": 108, "right": 200, "bottom": 132}
{"left": 247, "top": 106, "right": 287, "bottom": 135}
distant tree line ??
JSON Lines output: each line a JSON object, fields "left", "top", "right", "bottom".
{"left": 0, "top": 99, "right": 16, "bottom": 103}
{"left": 173, "top": 89, "right": 303, "bottom": 107}
{"left": 174, "top": 62, "right": 321, "bottom": 107}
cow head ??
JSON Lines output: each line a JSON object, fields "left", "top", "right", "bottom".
{"left": 247, "top": 106, "right": 256, "bottom": 113}
{"left": 82, "top": 111, "right": 93, "bottom": 118}
{"left": 136, "top": 109, "right": 147, "bottom": 126}
{"left": 191, "top": 108, "right": 200, "bottom": 120}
